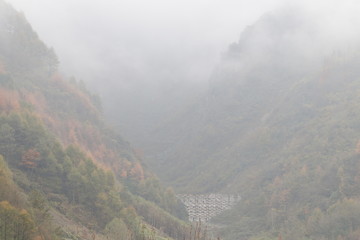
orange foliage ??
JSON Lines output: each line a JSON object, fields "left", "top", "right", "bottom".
{"left": 96, "top": 162, "right": 112, "bottom": 172}
{"left": 0, "top": 73, "right": 148, "bottom": 182}
{"left": 129, "top": 162, "right": 145, "bottom": 181}
{"left": 42, "top": 75, "right": 137, "bottom": 180}
{"left": 119, "top": 160, "right": 132, "bottom": 178}
{"left": 92, "top": 144, "right": 107, "bottom": 160}
{"left": 20, "top": 149, "right": 40, "bottom": 169}
{"left": 120, "top": 170, "right": 127, "bottom": 178}
{"left": 33, "top": 236, "right": 44, "bottom": 240}
{"left": 0, "top": 88, "right": 20, "bottom": 112}
{"left": 22, "top": 91, "right": 47, "bottom": 112}
{"left": 3, "top": 73, "right": 151, "bottom": 186}
{"left": 51, "top": 74, "right": 99, "bottom": 115}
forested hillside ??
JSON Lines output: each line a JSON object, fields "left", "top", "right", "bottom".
{"left": 5, "top": 1, "right": 360, "bottom": 239}
{"left": 141, "top": 8, "right": 360, "bottom": 240}
{"left": 143, "top": 8, "right": 325, "bottom": 192}
{"left": 0, "top": 1, "right": 189, "bottom": 240}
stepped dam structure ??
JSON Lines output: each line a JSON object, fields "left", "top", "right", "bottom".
{"left": 177, "top": 194, "right": 241, "bottom": 222}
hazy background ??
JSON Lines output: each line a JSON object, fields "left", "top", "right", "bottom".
{"left": 5, "top": 0, "right": 360, "bottom": 144}
{"left": 6, "top": 0, "right": 284, "bottom": 82}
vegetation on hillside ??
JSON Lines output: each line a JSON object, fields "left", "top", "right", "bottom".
{"left": 140, "top": 8, "right": 360, "bottom": 240}
{"left": 0, "top": 1, "right": 188, "bottom": 239}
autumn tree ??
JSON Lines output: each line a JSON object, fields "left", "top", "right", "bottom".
{"left": 20, "top": 149, "right": 40, "bottom": 169}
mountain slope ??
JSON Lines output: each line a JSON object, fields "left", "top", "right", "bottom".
{"left": 142, "top": 7, "right": 360, "bottom": 240}
{"left": 0, "top": 1, "right": 188, "bottom": 240}
{"left": 145, "top": 8, "right": 325, "bottom": 192}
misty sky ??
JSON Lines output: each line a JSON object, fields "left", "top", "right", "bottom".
{"left": 5, "top": 0, "right": 287, "bottom": 84}
{"left": 4, "top": 0, "right": 360, "bottom": 86}
{"left": 5, "top": 0, "right": 360, "bottom": 89}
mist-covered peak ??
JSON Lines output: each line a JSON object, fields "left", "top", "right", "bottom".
{"left": 230, "top": 7, "right": 315, "bottom": 54}
{"left": 0, "top": 0, "right": 58, "bottom": 75}
{"left": 208, "top": 7, "right": 327, "bottom": 93}
{"left": 224, "top": 7, "right": 322, "bottom": 66}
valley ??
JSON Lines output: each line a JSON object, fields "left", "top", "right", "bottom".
{"left": 2, "top": 1, "right": 360, "bottom": 240}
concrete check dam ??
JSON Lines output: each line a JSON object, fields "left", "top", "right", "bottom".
{"left": 177, "top": 194, "right": 241, "bottom": 222}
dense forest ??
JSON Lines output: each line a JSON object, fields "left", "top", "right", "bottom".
{"left": 0, "top": 1, "right": 194, "bottom": 240}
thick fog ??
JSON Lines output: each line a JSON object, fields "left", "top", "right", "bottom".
{"left": 6, "top": 0, "right": 360, "bottom": 81}
{"left": 5, "top": 0, "right": 360, "bottom": 144}
{"left": 6, "top": 0, "right": 284, "bottom": 83}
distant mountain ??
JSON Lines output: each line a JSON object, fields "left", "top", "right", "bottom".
{"left": 144, "top": 7, "right": 323, "bottom": 192}
{"left": 142, "top": 7, "right": 360, "bottom": 240}
{"left": 0, "top": 1, "right": 188, "bottom": 240}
